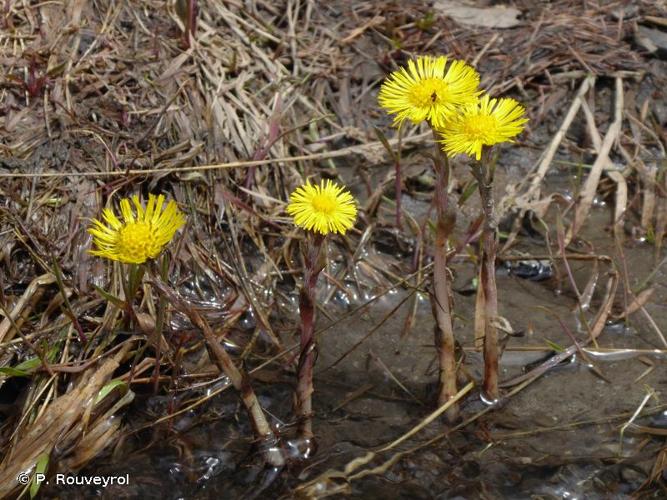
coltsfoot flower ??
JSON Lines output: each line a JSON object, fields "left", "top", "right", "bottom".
{"left": 438, "top": 94, "right": 528, "bottom": 160}
{"left": 287, "top": 180, "right": 357, "bottom": 235}
{"left": 88, "top": 194, "right": 185, "bottom": 264}
{"left": 378, "top": 55, "right": 480, "bottom": 129}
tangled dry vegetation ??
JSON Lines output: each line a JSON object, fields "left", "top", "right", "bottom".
{"left": 1, "top": 0, "right": 667, "bottom": 498}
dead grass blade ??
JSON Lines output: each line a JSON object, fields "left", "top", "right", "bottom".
{"left": 293, "top": 382, "right": 474, "bottom": 499}
{"left": 0, "top": 343, "right": 131, "bottom": 498}
{"left": 0, "top": 273, "right": 55, "bottom": 344}
{"left": 522, "top": 75, "right": 596, "bottom": 205}
{"left": 565, "top": 77, "right": 623, "bottom": 245}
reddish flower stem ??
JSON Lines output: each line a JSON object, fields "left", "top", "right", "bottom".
{"left": 295, "top": 233, "right": 325, "bottom": 442}
{"left": 430, "top": 129, "right": 459, "bottom": 421}
{"left": 395, "top": 155, "right": 403, "bottom": 229}
{"left": 471, "top": 153, "right": 500, "bottom": 402}
{"left": 394, "top": 126, "right": 404, "bottom": 229}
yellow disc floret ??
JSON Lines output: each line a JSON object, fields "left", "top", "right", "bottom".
{"left": 287, "top": 180, "right": 357, "bottom": 235}
{"left": 378, "top": 56, "right": 481, "bottom": 129}
{"left": 439, "top": 93, "right": 529, "bottom": 160}
{"left": 88, "top": 194, "right": 186, "bottom": 264}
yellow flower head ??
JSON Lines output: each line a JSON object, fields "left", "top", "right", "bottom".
{"left": 439, "top": 94, "right": 528, "bottom": 161}
{"left": 287, "top": 180, "right": 357, "bottom": 235}
{"left": 88, "top": 194, "right": 185, "bottom": 264}
{"left": 378, "top": 55, "right": 480, "bottom": 129}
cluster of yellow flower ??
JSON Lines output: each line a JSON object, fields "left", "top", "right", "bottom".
{"left": 86, "top": 56, "right": 526, "bottom": 265}
{"left": 378, "top": 55, "right": 528, "bottom": 160}
{"left": 88, "top": 194, "right": 185, "bottom": 264}
{"left": 87, "top": 181, "right": 357, "bottom": 264}
{"left": 287, "top": 179, "right": 357, "bottom": 236}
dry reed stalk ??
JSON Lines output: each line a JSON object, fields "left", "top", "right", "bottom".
{"left": 565, "top": 77, "right": 624, "bottom": 245}
{"left": 430, "top": 129, "right": 458, "bottom": 420}
{"left": 580, "top": 96, "right": 628, "bottom": 242}
{"left": 524, "top": 75, "right": 596, "bottom": 202}
{"left": 0, "top": 131, "right": 432, "bottom": 179}
{"left": 501, "top": 75, "right": 597, "bottom": 252}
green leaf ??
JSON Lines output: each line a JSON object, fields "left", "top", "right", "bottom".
{"left": 458, "top": 180, "right": 478, "bottom": 207}
{"left": 416, "top": 11, "right": 435, "bottom": 31}
{"left": 0, "top": 345, "right": 62, "bottom": 379}
{"left": 95, "top": 379, "right": 128, "bottom": 405}
{"left": 14, "top": 346, "right": 59, "bottom": 371}
{"left": 544, "top": 339, "right": 564, "bottom": 353}
{"left": 14, "top": 356, "right": 43, "bottom": 372}
{"left": 426, "top": 218, "right": 436, "bottom": 235}
{"left": 93, "top": 285, "right": 126, "bottom": 309}
{"left": 30, "top": 453, "right": 49, "bottom": 499}
{"left": 0, "top": 367, "right": 30, "bottom": 377}
{"left": 373, "top": 127, "right": 397, "bottom": 163}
